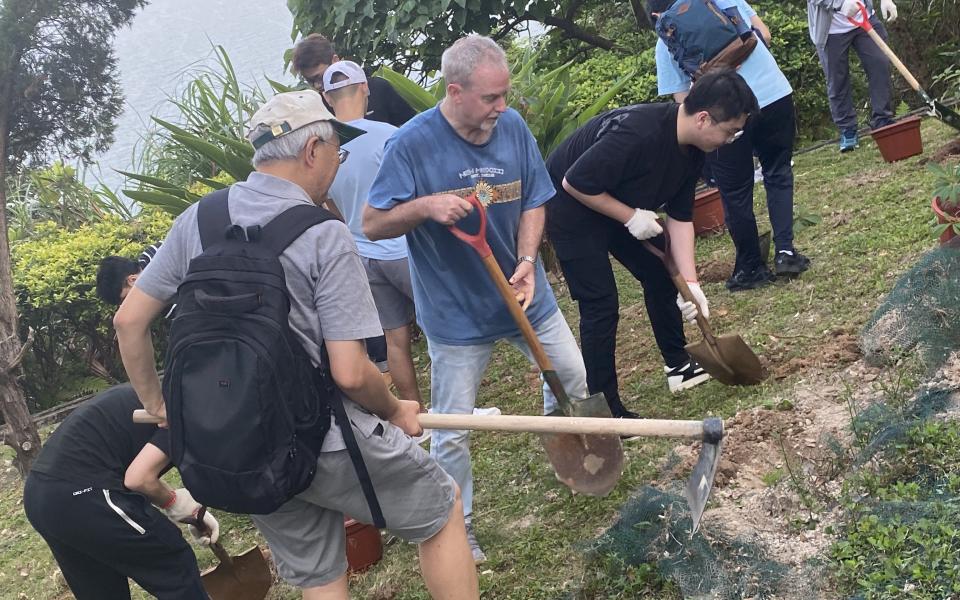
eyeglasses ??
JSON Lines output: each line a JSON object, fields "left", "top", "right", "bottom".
{"left": 709, "top": 114, "right": 745, "bottom": 144}
{"left": 317, "top": 137, "right": 349, "bottom": 164}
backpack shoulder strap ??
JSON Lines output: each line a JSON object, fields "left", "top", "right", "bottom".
{"left": 197, "top": 187, "right": 232, "bottom": 250}
{"left": 260, "top": 204, "right": 337, "bottom": 256}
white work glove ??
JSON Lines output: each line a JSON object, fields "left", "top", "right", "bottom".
{"left": 624, "top": 209, "right": 663, "bottom": 241}
{"left": 676, "top": 282, "right": 709, "bottom": 323}
{"left": 160, "top": 488, "right": 220, "bottom": 546}
{"left": 880, "top": 0, "right": 897, "bottom": 21}
{"left": 839, "top": 0, "right": 860, "bottom": 18}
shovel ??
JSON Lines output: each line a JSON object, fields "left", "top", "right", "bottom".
{"left": 135, "top": 410, "right": 724, "bottom": 533}
{"left": 184, "top": 508, "right": 272, "bottom": 600}
{"left": 641, "top": 229, "right": 766, "bottom": 386}
{"left": 849, "top": 2, "right": 960, "bottom": 132}
{"left": 447, "top": 194, "right": 624, "bottom": 496}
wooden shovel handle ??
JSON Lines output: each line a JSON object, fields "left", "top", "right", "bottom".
{"left": 848, "top": 2, "right": 921, "bottom": 91}
{"left": 134, "top": 409, "right": 715, "bottom": 439}
{"left": 419, "top": 412, "right": 712, "bottom": 438}
{"left": 640, "top": 230, "right": 718, "bottom": 341}
{"left": 447, "top": 195, "right": 565, "bottom": 400}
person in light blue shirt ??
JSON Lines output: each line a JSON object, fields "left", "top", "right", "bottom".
{"left": 322, "top": 60, "right": 423, "bottom": 407}
{"left": 364, "top": 35, "right": 593, "bottom": 565}
{"left": 651, "top": 0, "right": 811, "bottom": 290}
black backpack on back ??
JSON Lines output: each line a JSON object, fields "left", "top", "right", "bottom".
{"left": 163, "top": 188, "right": 384, "bottom": 525}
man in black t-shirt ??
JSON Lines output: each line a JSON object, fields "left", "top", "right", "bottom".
{"left": 292, "top": 33, "right": 416, "bottom": 127}
{"left": 545, "top": 70, "right": 758, "bottom": 415}
{"left": 24, "top": 384, "right": 218, "bottom": 599}
{"left": 96, "top": 242, "right": 163, "bottom": 306}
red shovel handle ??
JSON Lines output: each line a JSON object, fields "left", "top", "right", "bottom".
{"left": 447, "top": 194, "right": 491, "bottom": 258}
{"left": 846, "top": 2, "right": 873, "bottom": 30}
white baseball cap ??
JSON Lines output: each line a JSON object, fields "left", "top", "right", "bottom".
{"left": 322, "top": 60, "right": 367, "bottom": 92}
{"left": 245, "top": 90, "right": 365, "bottom": 150}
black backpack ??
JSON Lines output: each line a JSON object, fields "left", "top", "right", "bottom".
{"left": 163, "top": 188, "right": 384, "bottom": 526}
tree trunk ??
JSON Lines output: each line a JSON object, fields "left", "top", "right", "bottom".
{"left": 0, "top": 112, "right": 42, "bottom": 477}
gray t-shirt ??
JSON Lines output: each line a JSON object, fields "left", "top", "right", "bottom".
{"left": 136, "top": 171, "right": 384, "bottom": 451}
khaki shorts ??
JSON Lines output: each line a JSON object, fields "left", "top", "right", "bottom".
{"left": 361, "top": 256, "right": 416, "bottom": 331}
{"left": 251, "top": 413, "right": 455, "bottom": 588}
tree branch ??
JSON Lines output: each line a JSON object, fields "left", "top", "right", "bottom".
{"left": 542, "top": 16, "right": 615, "bottom": 49}
{"left": 1, "top": 327, "right": 34, "bottom": 375}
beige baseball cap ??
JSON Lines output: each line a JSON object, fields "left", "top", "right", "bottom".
{"left": 246, "top": 90, "right": 365, "bottom": 150}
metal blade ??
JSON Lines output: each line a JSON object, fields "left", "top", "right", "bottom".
{"left": 684, "top": 417, "right": 724, "bottom": 534}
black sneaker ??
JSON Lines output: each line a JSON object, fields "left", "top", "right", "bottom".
{"left": 725, "top": 264, "right": 775, "bottom": 292}
{"left": 774, "top": 250, "right": 810, "bottom": 277}
{"left": 614, "top": 411, "right": 642, "bottom": 441}
{"left": 664, "top": 361, "right": 711, "bottom": 393}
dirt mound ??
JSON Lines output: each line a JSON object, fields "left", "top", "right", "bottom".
{"left": 765, "top": 329, "right": 861, "bottom": 379}
{"left": 698, "top": 259, "right": 734, "bottom": 284}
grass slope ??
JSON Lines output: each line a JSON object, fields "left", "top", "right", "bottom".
{"left": 1, "top": 120, "right": 956, "bottom": 599}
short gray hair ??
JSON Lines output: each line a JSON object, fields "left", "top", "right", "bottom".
{"left": 441, "top": 35, "right": 508, "bottom": 87}
{"left": 251, "top": 121, "right": 335, "bottom": 168}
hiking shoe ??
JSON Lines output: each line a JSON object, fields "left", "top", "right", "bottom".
{"left": 839, "top": 128, "right": 859, "bottom": 152}
{"left": 774, "top": 250, "right": 811, "bottom": 277}
{"left": 464, "top": 521, "right": 486, "bottom": 564}
{"left": 725, "top": 264, "right": 775, "bottom": 292}
{"left": 664, "top": 361, "right": 711, "bottom": 393}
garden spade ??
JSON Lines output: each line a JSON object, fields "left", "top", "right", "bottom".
{"left": 448, "top": 194, "right": 624, "bottom": 496}
{"left": 184, "top": 509, "right": 272, "bottom": 600}
{"left": 642, "top": 232, "right": 766, "bottom": 386}
{"left": 849, "top": 2, "right": 960, "bottom": 132}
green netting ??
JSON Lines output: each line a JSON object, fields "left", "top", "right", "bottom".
{"left": 579, "top": 247, "right": 960, "bottom": 599}
{"left": 584, "top": 486, "right": 810, "bottom": 599}
{"left": 861, "top": 247, "right": 960, "bottom": 370}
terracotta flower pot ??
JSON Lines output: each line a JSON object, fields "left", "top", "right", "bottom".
{"left": 344, "top": 517, "right": 383, "bottom": 573}
{"left": 693, "top": 187, "right": 725, "bottom": 236}
{"left": 871, "top": 116, "right": 923, "bottom": 163}
{"left": 931, "top": 196, "right": 960, "bottom": 246}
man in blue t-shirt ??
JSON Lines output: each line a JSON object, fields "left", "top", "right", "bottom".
{"left": 651, "top": 0, "right": 811, "bottom": 290}
{"left": 365, "top": 35, "right": 589, "bottom": 565}
{"left": 322, "top": 60, "right": 423, "bottom": 408}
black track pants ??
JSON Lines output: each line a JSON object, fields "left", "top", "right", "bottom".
{"left": 23, "top": 472, "right": 207, "bottom": 600}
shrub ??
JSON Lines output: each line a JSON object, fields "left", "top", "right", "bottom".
{"left": 11, "top": 211, "right": 173, "bottom": 408}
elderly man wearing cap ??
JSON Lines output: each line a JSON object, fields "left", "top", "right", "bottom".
{"left": 113, "top": 90, "right": 479, "bottom": 599}
{"left": 363, "top": 35, "right": 594, "bottom": 564}
{"left": 321, "top": 60, "right": 423, "bottom": 412}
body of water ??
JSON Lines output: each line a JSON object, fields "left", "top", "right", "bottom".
{"left": 93, "top": 0, "right": 295, "bottom": 190}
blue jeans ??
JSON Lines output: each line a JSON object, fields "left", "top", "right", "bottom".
{"left": 427, "top": 309, "right": 588, "bottom": 518}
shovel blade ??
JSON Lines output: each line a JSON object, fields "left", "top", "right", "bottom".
{"left": 686, "top": 334, "right": 766, "bottom": 386}
{"left": 202, "top": 546, "right": 272, "bottom": 600}
{"left": 540, "top": 392, "right": 624, "bottom": 496}
{"left": 684, "top": 418, "right": 724, "bottom": 534}
{"left": 932, "top": 99, "right": 960, "bottom": 132}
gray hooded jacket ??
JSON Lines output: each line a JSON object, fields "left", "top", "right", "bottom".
{"left": 807, "top": 0, "right": 876, "bottom": 49}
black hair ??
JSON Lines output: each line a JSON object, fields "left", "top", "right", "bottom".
{"left": 96, "top": 256, "right": 140, "bottom": 305}
{"left": 647, "top": 0, "right": 673, "bottom": 29}
{"left": 682, "top": 69, "right": 759, "bottom": 123}
{"left": 291, "top": 33, "right": 336, "bottom": 76}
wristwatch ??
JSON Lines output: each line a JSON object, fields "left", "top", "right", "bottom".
{"left": 517, "top": 255, "right": 537, "bottom": 266}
